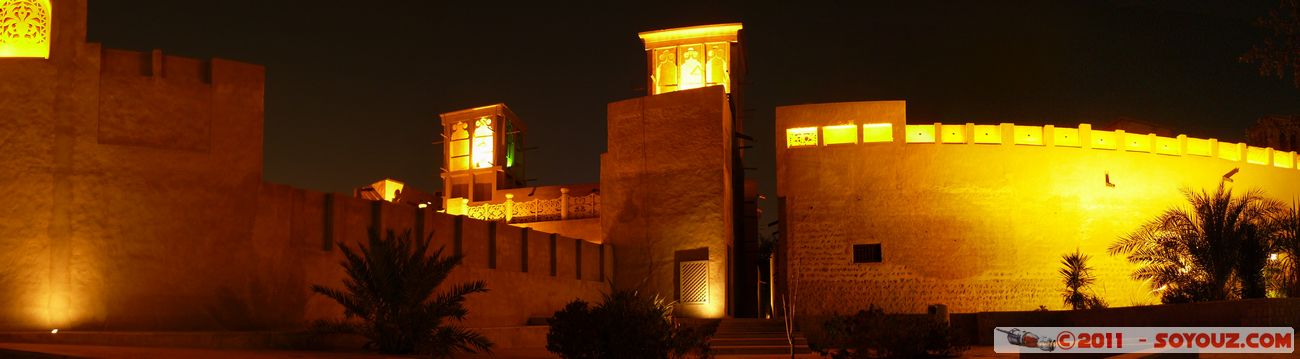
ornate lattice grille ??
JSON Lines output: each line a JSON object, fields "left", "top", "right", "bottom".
{"left": 466, "top": 202, "right": 506, "bottom": 221}
{"left": 679, "top": 260, "right": 708, "bottom": 303}
{"left": 0, "top": 0, "right": 51, "bottom": 58}
{"left": 568, "top": 193, "right": 600, "bottom": 219}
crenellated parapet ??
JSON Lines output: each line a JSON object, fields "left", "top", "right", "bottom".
{"left": 785, "top": 122, "right": 1299, "bottom": 170}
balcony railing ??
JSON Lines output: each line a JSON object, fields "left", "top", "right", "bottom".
{"left": 447, "top": 188, "right": 600, "bottom": 224}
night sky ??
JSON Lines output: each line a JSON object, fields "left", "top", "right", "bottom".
{"left": 86, "top": 1, "right": 1299, "bottom": 229}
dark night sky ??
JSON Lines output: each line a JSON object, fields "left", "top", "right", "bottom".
{"left": 86, "top": 1, "right": 1299, "bottom": 229}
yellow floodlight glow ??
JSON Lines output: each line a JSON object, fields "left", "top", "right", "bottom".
{"left": 1219, "top": 142, "right": 1242, "bottom": 161}
{"left": 0, "top": 0, "right": 51, "bottom": 59}
{"left": 1014, "top": 126, "right": 1043, "bottom": 146}
{"left": 1274, "top": 152, "right": 1295, "bottom": 169}
{"left": 822, "top": 124, "right": 858, "bottom": 145}
{"left": 1155, "top": 136, "right": 1179, "bottom": 155}
{"left": 1091, "top": 130, "right": 1117, "bottom": 150}
{"left": 638, "top": 23, "right": 743, "bottom": 47}
{"left": 1186, "top": 138, "right": 1211, "bottom": 156}
{"left": 940, "top": 125, "right": 965, "bottom": 143}
{"left": 1246, "top": 146, "right": 1268, "bottom": 165}
{"left": 861, "top": 123, "right": 893, "bottom": 143}
{"left": 376, "top": 179, "right": 404, "bottom": 202}
{"left": 786, "top": 127, "right": 818, "bottom": 148}
{"left": 905, "top": 125, "right": 936, "bottom": 143}
{"left": 1054, "top": 127, "right": 1080, "bottom": 147}
{"left": 973, "top": 125, "right": 1001, "bottom": 144}
{"left": 1126, "top": 134, "right": 1151, "bottom": 152}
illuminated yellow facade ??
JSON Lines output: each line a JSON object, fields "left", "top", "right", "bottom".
{"left": 638, "top": 23, "right": 742, "bottom": 95}
{"left": 776, "top": 100, "right": 1300, "bottom": 317}
{"left": 373, "top": 178, "right": 404, "bottom": 202}
{"left": 0, "top": 0, "right": 50, "bottom": 58}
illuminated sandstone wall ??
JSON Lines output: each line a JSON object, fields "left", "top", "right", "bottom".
{"left": 775, "top": 101, "right": 1300, "bottom": 318}
{"left": 0, "top": 0, "right": 267, "bottom": 330}
{"left": 0, "top": 0, "right": 608, "bottom": 330}
{"left": 252, "top": 184, "right": 610, "bottom": 330}
{"left": 602, "top": 86, "right": 734, "bottom": 318}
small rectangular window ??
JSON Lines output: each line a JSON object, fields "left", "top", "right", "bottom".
{"left": 853, "top": 244, "right": 882, "bottom": 263}
{"left": 861, "top": 123, "right": 893, "bottom": 143}
{"left": 940, "top": 124, "right": 965, "bottom": 143}
{"left": 974, "top": 125, "right": 1001, "bottom": 144}
{"left": 786, "top": 127, "right": 818, "bottom": 148}
{"left": 1054, "top": 127, "right": 1080, "bottom": 147}
{"left": 822, "top": 125, "right": 858, "bottom": 145}
{"left": 679, "top": 260, "right": 708, "bottom": 303}
{"left": 905, "top": 125, "right": 936, "bottom": 143}
{"left": 1014, "top": 126, "right": 1044, "bottom": 146}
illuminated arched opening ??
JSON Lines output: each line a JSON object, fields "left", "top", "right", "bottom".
{"left": 472, "top": 117, "right": 495, "bottom": 168}
{"left": 706, "top": 43, "right": 728, "bottom": 92}
{"left": 653, "top": 49, "right": 678, "bottom": 94}
{"left": 448, "top": 122, "right": 470, "bottom": 171}
{"left": 0, "top": 0, "right": 51, "bottom": 59}
{"left": 678, "top": 46, "right": 704, "bottom": 91}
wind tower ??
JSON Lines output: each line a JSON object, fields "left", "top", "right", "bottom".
{"left": 601, "top": 23, "right": 752, "bottom": 318}
{"left": 439, "top": 104, "right": 526, "bottom": 208}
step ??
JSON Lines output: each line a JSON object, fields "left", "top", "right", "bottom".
{"left": 711, "top": 346, "right": 813, "bottom": 355}
{"left": 717, "top": 323, "right": 791, "bottom": 328}
{"left": 716, "top": 328, "right": 794, "bottom": 334}
{"left": 711, "top": 338, "right": 808, "bottom": 347}
{"left": 711, "top": 331, "right": 800, "bottom": 339}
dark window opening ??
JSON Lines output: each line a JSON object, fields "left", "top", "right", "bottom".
{"left": 853, "top": 243, "right": 882, "bottom": 263}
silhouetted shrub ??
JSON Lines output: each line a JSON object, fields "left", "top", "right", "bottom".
{"left": 812, "top": 305, "right": 967, "bottom": 358}
{"left": 546, "top": 290, "right": 711, "bottom": 359}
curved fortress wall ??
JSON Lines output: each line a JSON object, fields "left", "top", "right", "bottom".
{"left": 775, "top": 101, "right": 1300, "bottom": 317}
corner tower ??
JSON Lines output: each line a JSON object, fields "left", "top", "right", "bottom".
{"left": 602, "top": 23, "right": 750, "bottom": 318}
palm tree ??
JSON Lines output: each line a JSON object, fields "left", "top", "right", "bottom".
{"left": 1270, "top": 202, "right": 1300, "bottom": 297}
{"left": 312, "top": 229, "right": 493, "bottom": 357}
{"left": 1109, "top": 181, "right": 1283, "bottom": 303}
{"left": 1059, "top": 250, "right": 1104, "bottom": 309}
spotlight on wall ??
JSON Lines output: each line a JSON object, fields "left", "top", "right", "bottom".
{"left": 1223, "top": 167, "right": 1239, "bottom": 182}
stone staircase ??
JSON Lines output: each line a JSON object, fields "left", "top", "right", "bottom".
{"left": 710, "top": 318, "right": 812, "bottom": 357}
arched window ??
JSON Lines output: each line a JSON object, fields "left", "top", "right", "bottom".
{"left": 706, "top": 43, "right": 729, "bottom": 92}
{"left": 678, "top": 46, "right": 704, "bottom": 91}
{"left": 0, "top": 0, "right": 51, "bottom": 59}
{"left": 448, "top": 122, "right": 470, "bottom": 171}
{"left": 472, "top": 117, "right": 495, "bottom": 169}
{"left": 654, "top": 49, "right": 677, "bottom": 95}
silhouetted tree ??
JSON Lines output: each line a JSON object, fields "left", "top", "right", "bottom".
{"left": 1110, "top": 182, "right": 1282, "bottom": 303}
{"left": 312, "top": 229, "right": 492, "bottom": 358}
{"left": 1059, "top": 250, "right": 1106, "bottom": 310}
{"left": 1239, "top": 224, "right": 1271, "bottom": 298}
{"left": 1242, "top": 0, "right": 1300, "bottom": 88}
{"left": 1270, "top": 202, "right": 1300, "bottom": 296}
